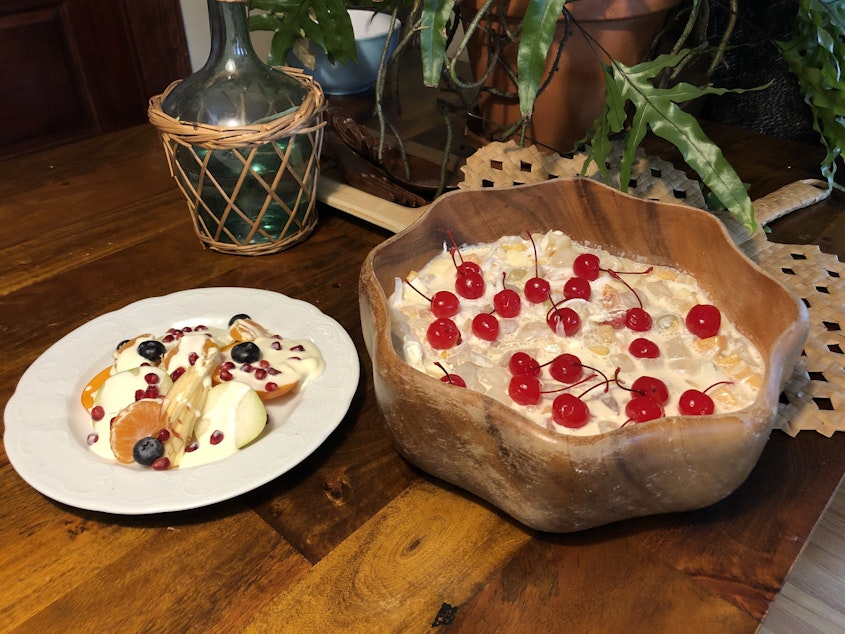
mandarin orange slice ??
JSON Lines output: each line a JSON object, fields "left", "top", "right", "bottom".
{"left": 81, "top": 366, "right": 112, "bottom": 410}
{"left": 228, "top": 318, "right": 272, "bottom": 342}
{"left": 109, "top": 398, "right": 167, "bottom": 464}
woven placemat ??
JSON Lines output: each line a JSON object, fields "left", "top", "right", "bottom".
{"left": 459, "top": 141, "right": 842, "bottom": 435}
{"left": 741, "top": 235, "right": 844, "bottom": 436}
{"left": 459, "top": 139, "right": 708, "bottom": 210}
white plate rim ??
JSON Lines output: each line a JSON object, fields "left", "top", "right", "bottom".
{"left": 3, "top": 287, "right": 359, "bottom": 514}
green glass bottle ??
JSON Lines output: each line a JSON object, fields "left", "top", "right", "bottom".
{"left": 162, "top": 0, "right": 314, "bottom": 247}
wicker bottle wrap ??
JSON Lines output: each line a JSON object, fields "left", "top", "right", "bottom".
{"left": 148, "top": 69, "right": 326, "bottom": 256}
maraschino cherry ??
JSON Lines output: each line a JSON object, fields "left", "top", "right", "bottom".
{"left": 629, "top": 337, "right": 659, "bottom": 359}
{"left": 551, "top": 393, "right": 590, "bottom": 428}
{"left": 563, "top": 276, "right": 591, "bottom": 300}
{"left": 624, "top": 396, "right": 665, "bottom": 423}
{"left": 472, "top": 311, "right": 500, "bottom": 341}
{"left": 605, "top": 268, "right": 653, "bottom": 332}
{"left": 447, "top": 231, "right": 485, "bottom": 299}
{"left": 686, "top": 304, "right": 721, "bottom": 339}
{"left": 523, "top": 231, "right": 551, "bottom": 303}
{"left": 426, "top": 317, "right": 461, "bottom": 349}
{"left": 678, "top": 381, "right": 732, "bottom": 415}
{"left": 546, "top": 301, "right": 580, "bottom": 336}
{"left": 548, "top": 353, "right": 583, "bottom": 383}
{"left": 508, "top": 351, "right": 541, "bottom": 377}
{"left": 493, "top": 273, "right": 521, "bottom": 318}
{"left": 630, "top": 375, "right": 669, "bottom": 405}
{"left": 508, "top": 375, "right": 542, "bottom": 405}
{"left": 404, "top": 279, "right": 459, "bottom": 318}
{"left": 572, "top": 253, "right": 600, "bottom": 281}
{"left": 549, "top": 368, "right": 610, "bottom": 427}
{"left": 435, "top": 362, "right": 466, "bottom": 388}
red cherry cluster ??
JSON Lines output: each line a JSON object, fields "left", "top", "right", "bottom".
{"left": 506, "top": 350, "right": 606, "bottom": 428}
{"left": 506, "top": 349, "right": 733, "bottom": 428}
{"left": 405, "top": 232, "right": 732, "bottom": 425}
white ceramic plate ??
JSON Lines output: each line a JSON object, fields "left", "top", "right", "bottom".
{"left": 4, "top": 288, "right": 359, "bottom": 514}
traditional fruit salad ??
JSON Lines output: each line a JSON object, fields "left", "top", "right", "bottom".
{"left": 81, "top": 314, "right": 325, "bottom": 469}
{"left": 389, "top": 230, "right": 764, "bottom": 435}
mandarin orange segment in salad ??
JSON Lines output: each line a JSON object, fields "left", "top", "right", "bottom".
{"left": 82, "top": 314, "right": 324, "bottom": 469}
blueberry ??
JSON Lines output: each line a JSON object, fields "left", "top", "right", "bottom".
{"left": 137, "top": 340, "right": 166, "bottom": 362}
{"left": 133, "top": 437, "right": 164, "bottom": 466}
{"left": 231, "top": 341, "right": 261, "bottom": 363}
{"left": 116, "top": 339, "right": 130, "bottom": 351}
{"left": 228, "top": 313, "right": 251, "bottom": 326}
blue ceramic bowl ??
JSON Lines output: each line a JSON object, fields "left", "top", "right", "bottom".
{"left": 288, "top": 10, "right": 400, "bottom": 96}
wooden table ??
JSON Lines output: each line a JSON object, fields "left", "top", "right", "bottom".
{"left": 1, "top": 120, "right": 843, "bottom": 633}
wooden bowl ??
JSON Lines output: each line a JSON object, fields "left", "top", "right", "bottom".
{"left": 359, "top": 178, "right": 808, "bottom": 532}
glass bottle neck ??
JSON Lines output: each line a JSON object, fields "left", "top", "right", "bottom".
{"left": 204, "top": 0, "right": 260, "bottom": 70}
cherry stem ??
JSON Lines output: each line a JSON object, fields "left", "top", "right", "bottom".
{"left": 525, "top": 230, "right": 540, "bottom": 278}
{"left": 434, "top": 361, "right": 457, "bottom": 385}
{"left": 576, "top": 366, "right": 613, "bottom": 399}
{"left": 607, "top": 268, "right": 651, "bottom": 310}
{"left": 446, "top": 230, "right": 466, "bottom": 269}
{"left": 545, "top": 294, "right": 577, "bottom": 318}
{"left": 541, "top": 373, "right": 598, "bottom": 395}
{"left": 404, "top": 278, "right": 432, "bottom": 303}
{"left": 612, "top": 368, "right": 639, "bottom": 394}
{"left": 703, "top": 380, "right": 734, "bottom": 394}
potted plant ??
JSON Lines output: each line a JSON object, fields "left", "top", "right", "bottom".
{"left": 404, "top": 0, "right": 844, "bottom": 233}
{"left": 248, "top": 1, "right": 845, "bottom": 234}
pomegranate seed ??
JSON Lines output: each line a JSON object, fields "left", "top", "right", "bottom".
{"left": 267, "top": 367, "right": 280, "bottom": 375}
{"left": 182, "top": 326, "right": 193, "bottom": 333}
{"left": 91, "top": 405, "right": 105, "bottom": 421}
{"left": 288, "top": 356, "right": 301, "bottom": 361}
{"left": 157, "top": 428, "right": 170, "bottom": 442}
{"left": 259, "top": 359, "right": 270, "bottom": 368}
{"left": 170, "top": 367, "right": 185, "bottom": 381}
{"left": 194, "top": 325, "right": 208, "bottom": 331}
{"left": 254, "top": 368, "right": 267, "bottom": 380}
{"left": 185, "top": 441, "right": 199, "bottom": 452}
{"left": 144, "top": 373, "right": 160, "bottom": 385}
{"left": 134, "top": 389, "right": 145, "bottom": 401}
{"left": 222, "top": 361, "right": 236, "bottom": 370}
{"left": 265, "top": 382, "right": 278, "bottom": 393}
{"left": 144, "top": 386, "right": 159, "bottom": 399}
{"left": 290, "top": 345, "right": 305, "bottom": 352}
{"left": 219, "top": 368, "right": 233, "bottom": 381}
{"left": 210, "top": 430, "right": 224, "bottom": 445}
{"left": 152, "top": 457, "right": 170, "bottom": 471}
{"left": 240, "top": 363, "right": 253, "bottom": 373}
{"left": 162, "top": 334, "right": 175, "bottom": 343}
{"left": 188, "top": 352, "right": 198, "bottom": 366}
{"left": 86, "top": 433, "right": 99, "bottom": 445}
{"left": 271, "top": 341, "right": 282, "bottom": 350}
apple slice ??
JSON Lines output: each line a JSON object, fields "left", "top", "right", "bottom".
{"left": 195, "top": 380, "right": 267, "bottom": 449}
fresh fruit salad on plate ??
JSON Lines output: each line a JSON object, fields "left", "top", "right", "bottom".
{"left": 390, "top": 230, "right": 764, "bottom": 436}
{"left": 81, "top": 314, "right": 324, "bottom": 469}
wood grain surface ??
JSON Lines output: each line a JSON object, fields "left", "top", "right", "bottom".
{"left": 0, "top": 120, "right": 843, "bottom": 633}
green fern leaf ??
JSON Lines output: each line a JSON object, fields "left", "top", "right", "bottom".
{"left": 585, "top": 51, "right": 766, "bottom": 234}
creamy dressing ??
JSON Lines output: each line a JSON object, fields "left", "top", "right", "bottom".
{"left": 86, "top": 318, "right": 324, "bottom": 468}
{"left": 390, "top": 230, "right": 764, "bottom": 435}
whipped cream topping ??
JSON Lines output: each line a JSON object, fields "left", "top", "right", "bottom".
{"left": 389, "top": 230, "right": 764, "bottom": 436}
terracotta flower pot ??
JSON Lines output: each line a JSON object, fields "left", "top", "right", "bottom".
{"left": 461, "top": 0, "right": 681, "bottom": 152}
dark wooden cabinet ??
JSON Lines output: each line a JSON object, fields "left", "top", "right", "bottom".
{"left": 0, "top": 0, "right": 191, "bottom": 159}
